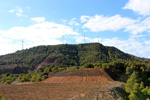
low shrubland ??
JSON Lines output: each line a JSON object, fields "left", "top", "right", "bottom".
{"left": 0, "top": 73, "right": 16, "bottom": 84}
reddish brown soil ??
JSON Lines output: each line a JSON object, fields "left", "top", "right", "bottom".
{"left": 43, "top": 68, "right": 113, "bottom": 83}
{"left": 43, "top": 76, "right": 111, "bottom": 83}
{"left": 36, "top": 57, "right": 53, "bottom": 69}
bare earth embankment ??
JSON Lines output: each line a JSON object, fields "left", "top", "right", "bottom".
{"left": 43, "top": 68, "right": 113, "bottom": 83}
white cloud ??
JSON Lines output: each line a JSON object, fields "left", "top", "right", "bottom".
{"left": 80, "top": 16, "right": 90, "bottom": 23}
{"left": 81, "top": 14, "right": 136, "bottom": 32}
{"left": 68, "top": 18, "right": 79, "bottom": 26}
{"left": 31, "top": 17, "right": 46, "bottom": 23}
{"left": 125, "top": 17, "right": 150, "bottom": 34}
{"left": 1, "top": 22, "right": 79, "bottom": 41}
{"left": 0, "top": 37, "right": 20, "bottom": 55}
{"left": 25, "top": 39, "right": 62, "bottom": 49}
{"left": 101, "top": 37, "right": 142, "bottom": 54}
{"left": 123, "top": 0, "right": 150, "bottom": 16}
{"left": 9, "top": 9, "right": 15, "bottom": 13}
{"left": 92, "top": 37, "right": 101, "bottom": 43}
{"left": 0, "top": 21, "right": 79, "bottom": 55}
{"left": 81, "top": 14, "right": 150, "bottom": 35}
{"left": 61, "top": 19, "right": 67, "bottom": 24}
{"left": 100, "top": 37, "right": 150, "bottom": 58}
{"left": 75, "top": 36, "right": 91, "bottom": 43}
{"left": 9, "top": 7, "right": 27, "bottom": 17}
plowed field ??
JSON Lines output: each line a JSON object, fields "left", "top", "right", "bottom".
{"left": 0, "top": 82, "right": 125, "bottom": 100}
{"left": 43, "top": 68, "right": 113, "bottom": 83}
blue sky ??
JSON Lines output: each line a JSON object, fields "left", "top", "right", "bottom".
{"left": 0, "top": 0, "right": 150, "bottom": 58}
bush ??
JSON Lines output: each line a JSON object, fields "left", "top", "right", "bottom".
{"left": 5, "top": 80, "right": 12, "bottom": 84}
{"left": 81, "top": 63, "right": 94, "bottom": 68}
{"left": 18, "top": 74, "right": 30, "bottom": 82}
{"left": 93, "top": 63, "right": 102, "bottom": 68}
{"left": 31, "top": 75, "right": 36, "bottom": 82}
{"left": 0, "top": 94, "right": 4, "bottom": 100}
{"left": 19, "top": 79, "right": 25, "bottom": 82}
{"left": 0, "top": 81, "right": 4, "bottom": 84}
{"left": 52, "top": 67, "right": 58, "bottom": 71}
{"left": 0, "top": 73, "right": 16, "bottom": 84}
{"left": 41, "top": 75, "right": 48, "bottom": 80}
{"left": 102, "top": 63, "right": 109, "bottom": 69}
{"left": 36, "top": 74, "right": 42, "bottom": 82}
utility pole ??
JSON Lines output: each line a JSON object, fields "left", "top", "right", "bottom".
{"left": 62, "top": 35, "right": 64, "bottom": 44}
{"left": 84, "top": 35, "right": 85, "bottom": 43}
{"left": 98, "top": 36, "right": 99, "bottom": 43}
{"left": 22, "top": 40, "right": 24, "bottom": 50}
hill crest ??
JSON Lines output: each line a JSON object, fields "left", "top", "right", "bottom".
{"left": 0, "top": 43, "right": 148, "bottom": 74}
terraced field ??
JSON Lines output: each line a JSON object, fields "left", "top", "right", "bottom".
{"left": 43, "top": 68, "right": 113, "bottom": 83}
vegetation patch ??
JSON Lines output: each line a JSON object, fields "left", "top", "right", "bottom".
{"left": 0, "top": 73, "right": 16, "bottom": 84}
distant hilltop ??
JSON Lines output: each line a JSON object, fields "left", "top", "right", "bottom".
{"left": 0, "top": 43, "right": 149, "bottom": 74}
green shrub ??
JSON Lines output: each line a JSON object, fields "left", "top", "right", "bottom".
{"left": 5, "top": 80, "right": 12, "bottom": 84}
{"left": 52, "top": 67, "right": 58, "bottom": 71}
{"left": 0, "top": 73, "right": 16, "bottom": 84}
{"left": 18, "top": 74, "right": 30, "bottom": 82}
{"left": 0, "top": 94, "right": 4, "bottom": 100}
{"left": 102, "top": 63, "right": 109, "bottom": 69}
{"left": 41, "top": 75, "right": 48, "bottom": 80}
{"left": 0, "top": 81, "right": 4, "bottom": 84}
{"left": 31, "top": 75, "right": 36, "bottom": 82}
{"left": 81, "top": 63, "right": 94, "bottom": 68}
{"left": 36, "top": 74, "right": 42, "bottom": 82}
{"left": 93, "top": 63, "right": 102, "bottom": 68}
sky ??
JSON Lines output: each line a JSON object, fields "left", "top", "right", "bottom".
{"left": 0, "top": 0, "right": 150, "bottom": 58}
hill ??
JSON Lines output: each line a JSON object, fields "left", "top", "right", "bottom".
{"left": 0, "top": 43, "right": 148, "bottom": 74}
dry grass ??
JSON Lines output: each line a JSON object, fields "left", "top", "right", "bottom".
{"left": 0, "top": 82, "right": 102, "bottom": 100}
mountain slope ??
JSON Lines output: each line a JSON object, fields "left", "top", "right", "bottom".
{"left": 0, "top": 43, "right": 147, "bottom": 74}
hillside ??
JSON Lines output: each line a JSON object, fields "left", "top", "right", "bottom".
{"left": 0, "top": 43, "right": 147, "bottom": 74}
{"left": 1, "top": 60, "right": 150, "bottom": 99}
